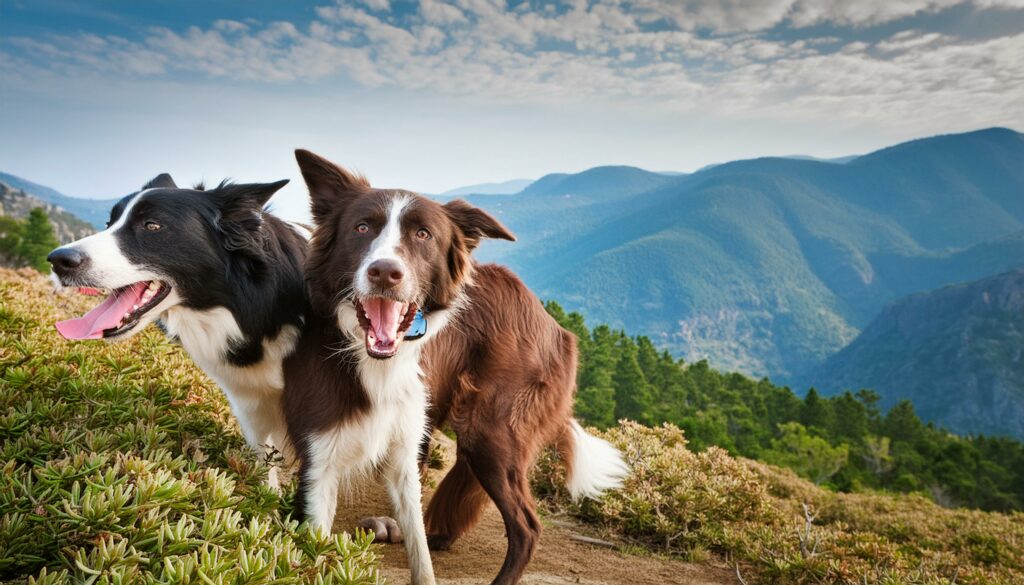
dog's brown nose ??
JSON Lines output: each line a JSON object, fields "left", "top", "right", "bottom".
{"left": 367, "top": 259, "right": 404, "bottom": 289}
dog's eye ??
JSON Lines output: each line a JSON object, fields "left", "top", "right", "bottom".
{"left": 416, "top": 228, "right": 432, "bottom": 241}
{"left": 144, "top": 221, "right": 162, "bottom": 232}
{"left": 355, "top": 223, "right": 370, "bottom": 234}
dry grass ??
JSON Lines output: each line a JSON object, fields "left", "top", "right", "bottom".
{"left": 534, "top": 421, "right": 1024, "bottom": 585}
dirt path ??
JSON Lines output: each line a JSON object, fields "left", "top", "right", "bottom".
{"left": 330, "top": 438, "right": 734, "bottom": 585}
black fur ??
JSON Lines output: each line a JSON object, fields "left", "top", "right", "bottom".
{"left": 108, "top": 179, "right": 308, "bottom": 366}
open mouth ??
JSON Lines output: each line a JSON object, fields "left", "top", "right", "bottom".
{"left": 55, "top": 280, "right": 171, "bottom": 340}
{"left": 355, "top": 297, "right": 417, "bottom": 359}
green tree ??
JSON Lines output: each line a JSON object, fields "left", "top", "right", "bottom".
{"left": 764, "top": 422, "right": 849, "bottom": 485}
{"left": 800, "top": 388, "right": 834, "bottom": 432}
{"left": 542, "top": 298, "right": 1024, "bottom": 510}
{"left": 862, "top": 435, "right": 894, "bottom": 476}
{"left": 0, "top": 215, "right": 25, "bottom": 265}
{"left": 831, "top": 391, "right": 869, "bottom": 443}
{"left": 18, "top": 208, "right": 58, "bottom": 272}
{"left": 612, "top": 336, "right": 653, "bottom": 423}
{"left": 575, "top": 325, "right": 619, "bottom": 428}
{"left": 884, "top": 400, "right": 924, "bottom": 444}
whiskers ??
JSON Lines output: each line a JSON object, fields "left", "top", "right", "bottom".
{"left": 329, "top": 279, "right": 356, "bottom": 307}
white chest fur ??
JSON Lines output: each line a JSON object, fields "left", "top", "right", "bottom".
{"left": 161, "top": 306, "right": 297, "bottom": 396}
{"left": 302, "top": 341, "right": 431, "bottom": 519}
{"left": 309, "top": 345, "right": 429, "bottom": 480}
{"left": 160, "top": 306, "right": 298, "bottom": 463}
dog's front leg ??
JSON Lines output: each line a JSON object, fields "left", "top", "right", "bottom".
{"left": 384, "top": 421, "right": 436, "bottom": 585}
{"left": 299, "top": 428, "right": 346, "bottom": 534}
{"left": 227, "top": 392, "right": 291, "bottom": 490}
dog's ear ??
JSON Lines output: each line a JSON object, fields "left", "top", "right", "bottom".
{"left": 294, "top": 149, "right": 370, "bottom": 222}
{"left": 443, "top": 199, "right": 516, "bottom": 251}
{"left": 429, "top": 200, "right": 514, "bottom": 309}
{"left": 143, "top": 173, "right": 177, "bottom": 190}
{"left": 214, "top": 180, "right": 289, "bottom": 253}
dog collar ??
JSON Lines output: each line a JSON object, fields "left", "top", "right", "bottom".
{"left": 404, "top": 310, "right": 427, "bottom": 340}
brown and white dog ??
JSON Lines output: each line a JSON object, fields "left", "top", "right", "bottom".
{"left": 284, "top": 150, "right": 629, "bottom": 585}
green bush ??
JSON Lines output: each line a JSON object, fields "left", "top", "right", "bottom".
{"left": 0, "top": 269, "right": 382, "bottom": 584}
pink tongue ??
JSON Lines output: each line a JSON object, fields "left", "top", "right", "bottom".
{"left": 55, "top": 282, "right": 149, "bottom": 340}
{"left": 363, "top": 297, "right": 404, "bottom": 346}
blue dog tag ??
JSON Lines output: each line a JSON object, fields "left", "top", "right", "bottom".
{"left": 405, "top": 310, "right": 427, "bottom": 340}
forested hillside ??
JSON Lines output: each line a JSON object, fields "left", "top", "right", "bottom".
{"left": 544, "top": 301, "right": 1024, "bottom": 512}
{"left": 804, "top": 270, "right": 1024, "bottom": 440}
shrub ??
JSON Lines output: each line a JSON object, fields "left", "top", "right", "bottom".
{"left": 535, "top": 421, "right": 1024, "bottom": 585}
{"left": 0, "top": 269, "right": 382, "bottom": 584}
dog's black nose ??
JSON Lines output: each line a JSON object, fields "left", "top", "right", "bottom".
{"left": 367, "top": 259, "right": 404, "bottom": 289}
{"left": 48, "top": 247, "right": 86, "bottom": 275}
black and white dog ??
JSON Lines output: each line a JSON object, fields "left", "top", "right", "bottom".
{"left": 47, "top": 174, "right": 308, "bottom": 487}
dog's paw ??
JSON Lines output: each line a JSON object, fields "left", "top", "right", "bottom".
{"left": 358, "top": 516, "right": 403, "bottom": 544}
{"left": 427, "top": 533, "right": 453, "bottom": 551}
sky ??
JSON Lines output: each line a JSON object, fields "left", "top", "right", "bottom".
{"left": 2, "top": 0, "right": 1023, "bottom": 219}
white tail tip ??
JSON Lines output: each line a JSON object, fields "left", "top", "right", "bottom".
{"left": 566, "top": 419, "right": 630, "bottom": 501}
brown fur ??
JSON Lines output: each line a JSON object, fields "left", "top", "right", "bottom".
{"left": 422, "top": 264, "right": 578, "bottom": 585}
{"left": 291, "top": 149, "right": 581, "bottom": 585}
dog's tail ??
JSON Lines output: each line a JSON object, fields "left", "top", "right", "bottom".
{"left": 560, "top": 419, "right": 630, "bottom": 500}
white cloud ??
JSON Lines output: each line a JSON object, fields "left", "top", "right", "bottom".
{"left": 359, "top": 0, "right": 391, "bottom": 10}
{"left": 876, "top": 30, "right": 953, "bottom": 52}
{"left": 420, "top": 0, "right": 468, "bottom": 24}
{"left": 3, "top": 0, "right": 1022, "bottom": 133}
{"left": 613, "top": 0, "right": 1001, "bottom": 31}
{"left": 213, "top": 19, "right": 249, "bottom": 33}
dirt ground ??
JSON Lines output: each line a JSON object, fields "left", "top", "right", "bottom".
{"left": 329, "top": 437, "right": 735, "bottom": 585}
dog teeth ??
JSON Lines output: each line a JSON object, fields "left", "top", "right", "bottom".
{"left": 148, "top": 281, "right": 159, "bottom": 291}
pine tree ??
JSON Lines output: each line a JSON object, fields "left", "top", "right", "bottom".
{"left": 831, "top": 391, "right": 869, "bottom": 443}
{"left": 883, "top": 400, "right": 924, "bottom": 444}
{"left": 18, "top": 208, "right": 59, "bottom": 272}
{"left": 612, "top": 336, "right": 653, "bottom": 424}
{"left": 800, "top": 388, "right": 834, "bottom": 432}
{"left": 575, "top": 325, "right": 618, "bottom": 428}
{"left": 0, "top": 215, "right": 25, "bottom": 265}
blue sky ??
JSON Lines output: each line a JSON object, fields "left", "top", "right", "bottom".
{"left": 2, "top": 0, "right": 1022, "bottom": 219}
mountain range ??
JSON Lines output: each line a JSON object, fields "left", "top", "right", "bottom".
{"left": 0, "top": 172, "right": 116, "bottom": 230}
{"left": 467, "top": 128, "right": 1024, "bottom": 382}
{"left": 437, "top": 178, "right": 534, "bottom": 198}
{"left": 804, "top": 269, "right": 1024, "bottom": 439}
{"left": 0, "top": 181, "right": 94, "bottom": 243}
